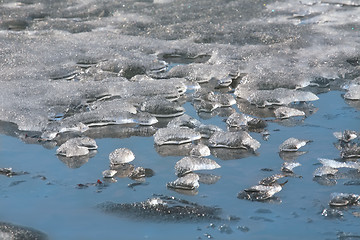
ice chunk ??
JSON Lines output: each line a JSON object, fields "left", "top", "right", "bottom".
{"left": 56, "top": 137, "right": 97, "bottom": 157}
{"left": 195, "top": 124, "right": 222, "bottom": 139}
{"left": 226, "top": 112, "right": 266, "bottom": 129}
{"left": 167, "top": 114, "right": 202, "bottom": 129}
{"left": 318, "top": 158, "right": 360, "bottom": 170}
{"left": 313, "top": 166, "right": 338, "bottom": 177}
{"left": 102, "top": 170, "right": 117, "bottom": 178}
{"left": 190, "top": 143, "right": 211, "bottom": 157}
{"left": 329, "top": 192, "right": 360, "bottom": 207}
{"left": 274, "top": 107, "right": 305, "bottom": 119}
{"left": 174, "top": 156, "right": 221, "bottom": 176}
{"left": 281, "top": 162, "right": 301, "bottom": 173}
{"left": 0, "top": 222, "right": 48, "bottom": 240}
{"left": 154, "top": 127, "right": 202, "bottom": 145}
{"left": 140, "top": 97, "right": 185, "bottom": 118}
{"left": 128, "top": 167, "right": 146, "bottom": 180}
{"left": 209, "top": 131, "right": 261, "bottom": 151}
{"left": 238, "top": 184, "right": 283, "bottom": 201}
{"left": 279, "top": 137, "right": 310, "bottom": 152}
{"left": 167, "top": 173, "right": 200, "bottom": 190}
{"left": 109, "top": 148, "right": 135, "bottom": 166}
{"left": 234, "top": 87, "right": 319, "bottom": 107}
{"left": 340, "top": 143, "right": 360, "bottom": 158}
{"left": 333, "top": 130, "right": 357, "bottom": 142}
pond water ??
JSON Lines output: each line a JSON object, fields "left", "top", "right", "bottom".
{"left": 1, "top": 90, "right": 359, "bottom": 240}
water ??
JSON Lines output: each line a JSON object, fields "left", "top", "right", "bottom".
{"left": 1, "top": 90, "right": 359, "bottom": 239}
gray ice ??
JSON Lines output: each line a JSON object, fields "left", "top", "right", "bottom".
{"left": 140, "top": 97, "right": 185, "bottom": 118}
{"left": 209, "top": 130, "right": 261, "bottom": 151}
{"left": 174, "top": 156, "right": 221, "bottom": 177}
{"left": 56, "top": 137, "right": 97, "bottom": 157}
{"left": 274, "top": 107, "right": 306, "bottom": 119}
{"left": 153, "top": 127, "right": 202, "bottom": 145}
{"left": 279, "top": 137, "right": 310, "bottom": 152}
{"left": 109, "top": 148, "right": 135, "bottom": 166}
{"left": 234, "top": 87, "right": 319, "bottom": 107}
{"left": 167, "top": 173, "right": 200, "bottom": 190}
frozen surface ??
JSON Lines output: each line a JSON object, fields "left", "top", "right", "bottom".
{"left": 1, "top": 0, "right": 360, "bottom": 239}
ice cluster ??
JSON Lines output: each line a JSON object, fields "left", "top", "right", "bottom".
{"left": 1, "top": 0, "right": 360, "bottom": 232}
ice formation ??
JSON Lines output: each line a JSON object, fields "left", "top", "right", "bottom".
{"left": 153, "top": 127, "right": 202, "bottom": 145}
{"left": 174, "top": 157, "right": 221, "bottom": 177}
{"left": 209, "top": 131, "right": 261, "bottom": 151}
{"left": 109, "top": 148, "right": 135, "bottom": 165}
{"left": 279, "top": 137, "right": 310, "bottom": 152}
{"left": 56, "top": 137, "right": 97, "bottom": 157}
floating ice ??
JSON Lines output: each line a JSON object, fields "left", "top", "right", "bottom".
{"left": 226, "top": 112, "right": 267, "bottom": 130}
{"left": 128, "top": 167, "right": 146, "bottom": 180}
{"left": 109, "top": 148, "right": 135, "bottom": 166}
{"left": 174, "top": 156, "right": 221, "bottom": 176}
{"left": 98, "top": 195, "right": 222, "bottom": 222}
{"left": 0, "top": 222, "right": 48, "bottom": 240}
{"left": 140, "top": 97, "right": 185, "bottom": 118}
{"left": 238, "top": 174, "right": 287, "bottom": 201}
{"left": 333, "top": 130, "right": 357, "bottom": 142}
{"left": 167, "top": 114, "right": 202, "bottom": 129}
{"left": 281, "top": 162, "right": 301, "bottom": 174}
{"left": 154, "top": 127, "right": 202, "bottom": 145}
{"left": 313, "top": 166, "right": 338, "bottom": 177}
{"left": 340, "top": 143, "right": 360, "bottom": 158}
{"left": 279, "top": 137, "right": 310, "bottom": 152}
{"left": 209, "top": 131, "right": 261, "bottom": 151}
{"left": 195, "top": 124, "right": 222, "bottom": 139}
{"left": 329, "top": 192, "right": 360, "bottom": 207}
{"left": 167, "top": 173, "right": 200, "bottom": 190}
{"left": 318, "top": 158, "right": 360, "bottom": 170}
{"left": 102, "top": 170, "right": 117, "bottom": 178}
{"left": 234, "top": 87, "right": 319, "bottom": 107}
{"left": 190, "top": 143, "right": 211, "bottom": 157}
{"left": 274, "top": 107, "right": 305, "bottom": 119}
{"left": 56, "top": 137, "right": 97, "bottom": 157}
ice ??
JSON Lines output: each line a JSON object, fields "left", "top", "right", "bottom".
{"left": 340, "top": 143, "right": 360, "bottom": 158}
{"left": 279, "top": 137, "right": 310, "bottom": 152}
{"left": 167, "top": 114, "right": 202, "bottom": 129}
{"left": 234, "top": 87, "right": 319, "bottom": 107}
{"left": 226, "top": 112, "right": 267, "bottom": 130}
{"left": 174, "top": 156, "right": 221, "bottom": 176}
{"left": 281, "top": 162, "right": 301, "bottom": 174}
{"left": 318, "top": 158, "right": 360, "bottom": 170}
{"left": 209, "top": 131, "right": 261, "bottom": 151}
{"left": 238, "top": 174, "right": 287, "bottom": 201}
{"left": 189, "top": 143, "right": 211, "bottom": 157}
{"left": 102, "top": 169, "right": 117, "bottom": 178}
{"left": 153, "top": 127, "right": 202, "bottom": 145}
{"left": 167, "top": 173, "right": 200, "bottom": 190}
{"left": 313, "top": 166, "right": 338, "bottom": 177}
{"left": 140, "top": 97, "right": 185, "bottom": 118}
{"left": 333, "top": 130, "right": 357, "bottom": 142}
{"left": 0, "top": 222, "right": 48, "bottom": 240}
{"left": 98, "top": 195, "right": 222, "bottom": 222}
{"left": 274, "top": 107, "right": 306, "bottom": 119}
{"left": 329, "top": 192, "right": 360, "bottom": 207}
{"left": 56, "top": 137, "right": 97, "bottom": 157}
{"left": 109, "top": 148, "right": 135, "bottom": 166}
{"left": 344, "top": 85, "right": 360, "bottom": 100}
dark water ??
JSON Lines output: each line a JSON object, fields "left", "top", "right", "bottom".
{"left": 1, "top": 90, "right": 359, "bottom": 240}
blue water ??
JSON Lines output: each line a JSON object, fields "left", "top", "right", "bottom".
{"left": 1, "top": 91, "right": 360, "bottom": 239}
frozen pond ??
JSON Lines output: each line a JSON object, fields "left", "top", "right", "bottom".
{"left": 1, "top": 0, "right": 360, "bottom": 239}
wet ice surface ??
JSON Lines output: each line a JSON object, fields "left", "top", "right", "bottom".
{"left": 1, "top": 0, "right": 360, "bottom": 239}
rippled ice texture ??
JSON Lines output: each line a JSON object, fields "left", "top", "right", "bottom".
{"left": 1, "top": 0, "right": 360, "bottom": 239}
